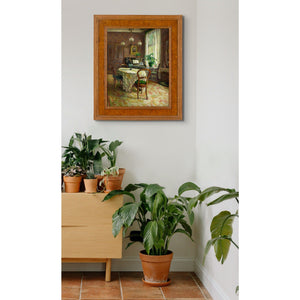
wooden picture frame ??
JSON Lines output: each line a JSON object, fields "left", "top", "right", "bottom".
{"left": 94, "top": 15, "right": 182, "bottom": 121}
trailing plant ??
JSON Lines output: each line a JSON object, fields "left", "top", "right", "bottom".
{"left": 62, "top": 133, "right": 107, "bottom": 174}
{"left": 103, "top": 183, "right": 194, "bottom": 255}
{"left": 100, "top": 140, "right": 123, "bottom": 168}
{"left": 101, "top": 166, "right": 119, "bottom": 176}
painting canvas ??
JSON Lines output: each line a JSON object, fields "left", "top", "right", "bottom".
{"left": 107, "top": 28, "right": 170, "bottom": 107}
{"left": 94, "top": 15, "right": 182, "bottom": 120}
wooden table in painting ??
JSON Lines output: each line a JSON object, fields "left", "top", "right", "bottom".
{"left": 117, "top": 68, "right": 146, "bottom": 92}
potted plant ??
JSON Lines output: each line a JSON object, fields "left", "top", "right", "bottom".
{"left": 83, "top": 167, "right": 98, "bottom": 193}
{"left": 100, "top": 140, "right": 125, "bottom": 192}
{"left": 103, "top": 183, "right": 194, "bottom": 286}
{"left": 100, "top": 166, "right": 122, "bottom": 192}
{"left": 62, "top": 133, "right": 107, "bottom": 191}
{"left": 62, "top": 164, "right": 84, "bottom": 193}
{"left": 145, "top": 53, "right": 157, "bottom": 67}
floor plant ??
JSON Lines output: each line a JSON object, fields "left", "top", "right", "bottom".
{"left": 103, "top": 183, "right": 194, "bottom": 285}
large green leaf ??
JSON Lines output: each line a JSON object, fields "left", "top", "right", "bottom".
{"left": 210, "top": 211, "right": 234, "bottom": 238}
{"left": 93, "top": 159, "right": 103, "bottom": 174}
{"left": 109, "top": 140, "right": 123, "bottom": 152}
{"left": 145, "top": 184, "right": 165, "bottom": 198}
{"left": 143, "top": 221, "right": 158, "bottom": 254}
{"left": 210, "top": 211, "right": 235, "bottom": 263}
{"left": 112, "top": 210, "right": 124, "bottom": 237}
{"left": 188, "top": 195, "right": 200, "bottom": 211}
{"left": 124, "top": 183, "right": 148, "bottom": 192}
{"left": 152, "top": 191, "right": 165, "bottom": 220}
{"left": 179, "top": 219, "right": 193, "bottom": 238}
{"left": 207, "top": 192, "right": 239, "bottom": 206}
{"left": 178, "top": 182, "right": 201, "bottom": 195}
{"left": 112, "top": 202, "right": 141, "bottom": 237}
{"left": 103, "top": 190, "right": 135, "bottom": 202}
{"left": 198, "top": 186, "right": 234, "bottom": 203}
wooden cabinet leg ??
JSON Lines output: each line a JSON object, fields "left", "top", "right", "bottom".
{"left": 105, "top": 259, "right": 111, "bottom": 282}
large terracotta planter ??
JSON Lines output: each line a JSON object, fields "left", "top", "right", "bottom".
{"left": 104, "top": 168, "right": 126, "bottom": 193}
{"left": 84, "top": 178, "right": 98, "bottom": 193}
{"left": 63, "top": 175, "right": 82, "bottom": 193}
{"left": 139, "top": 250, "right": 173, "bottom": 286}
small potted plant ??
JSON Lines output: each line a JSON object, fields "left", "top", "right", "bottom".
{"left": 145, "top": 53, "right": 157, "bottom": 67}
{"left": 62, "top": 133, "right": 107, "bottom": 191}
{"left": 103, "top": 183, "right": 194, "bottom": 286}
{"left": 100, "top": 140, "right": 125, "bottom": 192}
{"left": 83, "top": 167, "right": 98, "bottom": 193}
{"left": 62, "top": 164, "right": 84, "bottom": 193}
{"left": 101, "top": 166, "right": 122, "bottom": 192}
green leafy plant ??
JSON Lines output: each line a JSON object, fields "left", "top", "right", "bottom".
{"left": 145, "top": 53, "right": 157, "bottom": 67}
{"left": 201, "top": 189, "right": 239, "bottom": 264}
{"left": 86, "top": 166, "right": 96, "bottom": 179}
{"left": 100, "top": 140, "right": 123, "bottom": 168}
{"left": 202, "top": 188, "right": 239, "bottom": 294}
{"left": 177, "top": 182, "right": 239, "bottom": 293}
{"left": 62, "top": 165, "right": 83, "bottom": 177}
{"left": 62, "top": 133, "right": 107, "bottom": 174}
{"left": 101, "top": 166, "right": 119, "bottom": 176}
{"left": 103, "top": 183, "right": 194, "bottom": 255}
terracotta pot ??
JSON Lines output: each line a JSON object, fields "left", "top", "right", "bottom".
{"left": 104, "top": 168, "right": 125, "bottom": 192}
{"left": 84, "top": 178, "right": 98, "bottom": 193}
{"left": 63, "top": 175, "right": 82, "bottom": 193}
{"left": 118, "top": 168, "right": 126, "bottom": 181}
{"left": 139, "top": 250, "right": 173, "bottom": 286}
{"left": 104, "top": 175, "right": 123, "bottom": 192}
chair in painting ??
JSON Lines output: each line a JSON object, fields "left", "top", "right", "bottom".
{"left": 134, "top": 69, "right": 151, "bottom": 100}
{"left": 112, "top": 67, "right": 123, "bottom": 88}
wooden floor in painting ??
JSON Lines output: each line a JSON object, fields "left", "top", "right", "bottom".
{"left": 107, "top": 75, "right": 169, "bottom": 107}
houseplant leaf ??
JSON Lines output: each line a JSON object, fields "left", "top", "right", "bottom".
{"left": 103, "top": 190, "right": 135, "bottom": 202}
{"left": 152, "top": 191, "right": 165, "bottom": 220}
{"left": 112, "top": 202, "right": 141, "bottom": 237}
{"left": 207, "top": 191, "right": 239, "bottom": 206}
{"left": 125, "top": 183, "right": 148, "bottom": 192}
{"left": 109, "top": 140, "right": 123, "bottom": 152}
{"left": 198, "top": 186, "right": 234, "bottom": 203}
{"left": 145, "top": 184, "right": 165, "bottom": 198}
{"left": 210, "top": 211, "right": 236, "bottom": 263}
{"left": 143, "top": 221, "right": 158, "bottom": 254}
{"left": 178, "top": 182, "right": 201, "bottom": 195}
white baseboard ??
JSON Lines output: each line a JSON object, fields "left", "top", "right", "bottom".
{"left": 62, "top": 256, "right": 195, "bottom": 272}
{"left": 194, "top": 259, "right": 230, "bottom": 300}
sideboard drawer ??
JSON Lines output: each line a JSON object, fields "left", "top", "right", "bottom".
{"left": 62, "top": 225, "right": 122, "bottom": 259}
{"left": 62, "top": 193, "right": 122, "bottom": 226}
{"left": 61, "top": 193, "right": 123, "bottom": 260}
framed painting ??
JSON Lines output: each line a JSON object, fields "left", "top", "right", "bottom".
{"left": 94, "top": 15, "right": 182, "bottom": 120}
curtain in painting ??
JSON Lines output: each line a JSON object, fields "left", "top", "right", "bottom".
{"left": 145, "top": 29, "right": 161, "bottom": 67}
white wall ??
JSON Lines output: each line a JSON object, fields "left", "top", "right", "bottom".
{"left": 62, "top": 0, "right": 238, "bottom": 299}
{"left": 62, "top": 0, "right": 197, "bottom": 271}
{"left": 194, "top": 1, "right": 238, "bottom": 300}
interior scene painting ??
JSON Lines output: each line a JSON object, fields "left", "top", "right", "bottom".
{"left": 107, "top": 28, "right": 170, "bottom": 107}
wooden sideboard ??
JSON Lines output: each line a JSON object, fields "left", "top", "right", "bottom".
{"left": 61, "top": 193, "right": 123, "bottom": 281}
